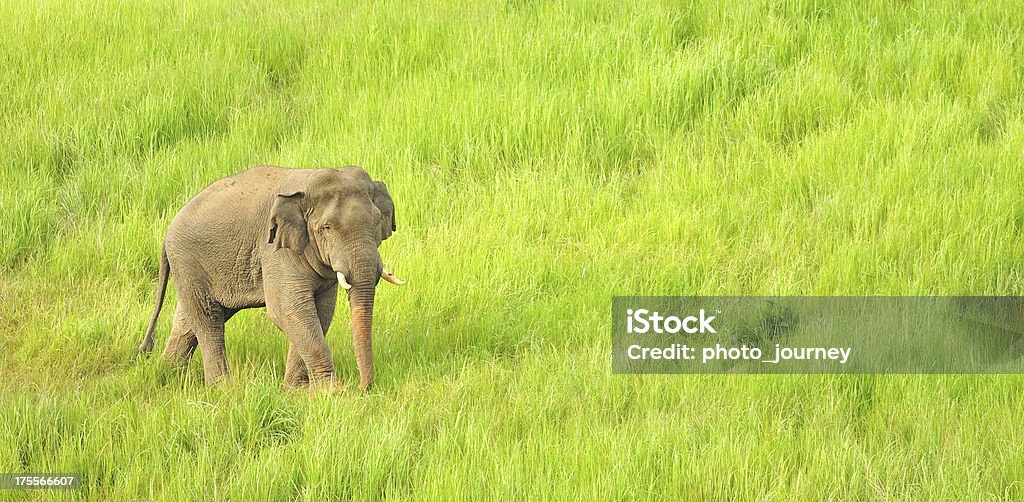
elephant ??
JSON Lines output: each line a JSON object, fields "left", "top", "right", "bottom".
{"left": 137, "top": 165, "right": 404, "bottom": 391}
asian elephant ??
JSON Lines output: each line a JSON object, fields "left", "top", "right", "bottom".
{"left": 137, "top": 166, "right": 404, "bottom": 391}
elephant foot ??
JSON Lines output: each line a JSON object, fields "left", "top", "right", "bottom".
{"left": 203, "top": 370, "right": 230, "bottom": 386}
{"left": 283, "top": 364, "right": 309, "bottom": 388}
{"left": 282, "top": 375, "right": 311, "bottom": 390}
{"left": 306, "top": 379, "right": 345, "bottom": 396}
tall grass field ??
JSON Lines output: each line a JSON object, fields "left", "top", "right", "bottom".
{"left": 3, "top": 0, "right": 1024, "bottom": 499}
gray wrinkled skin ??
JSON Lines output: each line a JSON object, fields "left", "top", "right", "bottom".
{"left": 138, "top": 166, "right": 398, "bottom": 391}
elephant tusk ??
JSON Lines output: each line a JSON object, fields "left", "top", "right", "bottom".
{"left": 381, "top": 268, "right": 406, "bottom": 286}
{"left": 337, "top": 272, "right": 352, "bottom": 290}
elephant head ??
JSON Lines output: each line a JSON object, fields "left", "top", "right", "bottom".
{"left": 266, "top": 166, "right": 403, "bottom": 390}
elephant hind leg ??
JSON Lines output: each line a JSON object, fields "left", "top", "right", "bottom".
{"left": 196, "top": 307, "right": 230, "bottom": 385}
{"left": 170, "top": 295, "right": 230, "bottom": 385}
{"left": 162, "top": 304, "right": 198, "bottom": 365}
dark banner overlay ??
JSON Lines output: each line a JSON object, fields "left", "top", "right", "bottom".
{"left": 612, "top": 297, "right": 1024, "bottom": 374}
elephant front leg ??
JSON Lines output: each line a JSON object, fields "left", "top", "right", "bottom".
{"left": 283, "top": 343, "right": 310, "bottom": 388}
{"left": 282, "top": 287, "right": 337, "bottom": 389}
{"left": 266, "top": 287, "right": 338, "bottom": 388}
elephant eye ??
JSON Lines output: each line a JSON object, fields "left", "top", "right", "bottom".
{"left": 321, "top": 224, "right": 332, "bottom": 231}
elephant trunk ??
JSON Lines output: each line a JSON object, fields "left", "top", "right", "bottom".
{"left": 342, "top": 251, "right": 379, "bottom": 391}
{"left": 349, "top": 283, "right": 375, "bottom": 391}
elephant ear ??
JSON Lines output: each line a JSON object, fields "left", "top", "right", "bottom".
{"left": 370, "top": 181, "right": 396, "bottom": 241}
{"left": 267, "top": 191, "right": 308, "bottom": 251}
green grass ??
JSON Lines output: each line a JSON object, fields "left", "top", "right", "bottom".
{"left": 2, "top": 0, "right": 1024, "bottom": 498}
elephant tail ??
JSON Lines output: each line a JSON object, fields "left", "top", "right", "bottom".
{"left": 138, "top": 244, "right": 169, "bottom": 354}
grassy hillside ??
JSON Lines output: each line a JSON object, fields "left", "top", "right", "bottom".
{"left": 2, "top": 0, "right": 1024, "bottom": 498}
